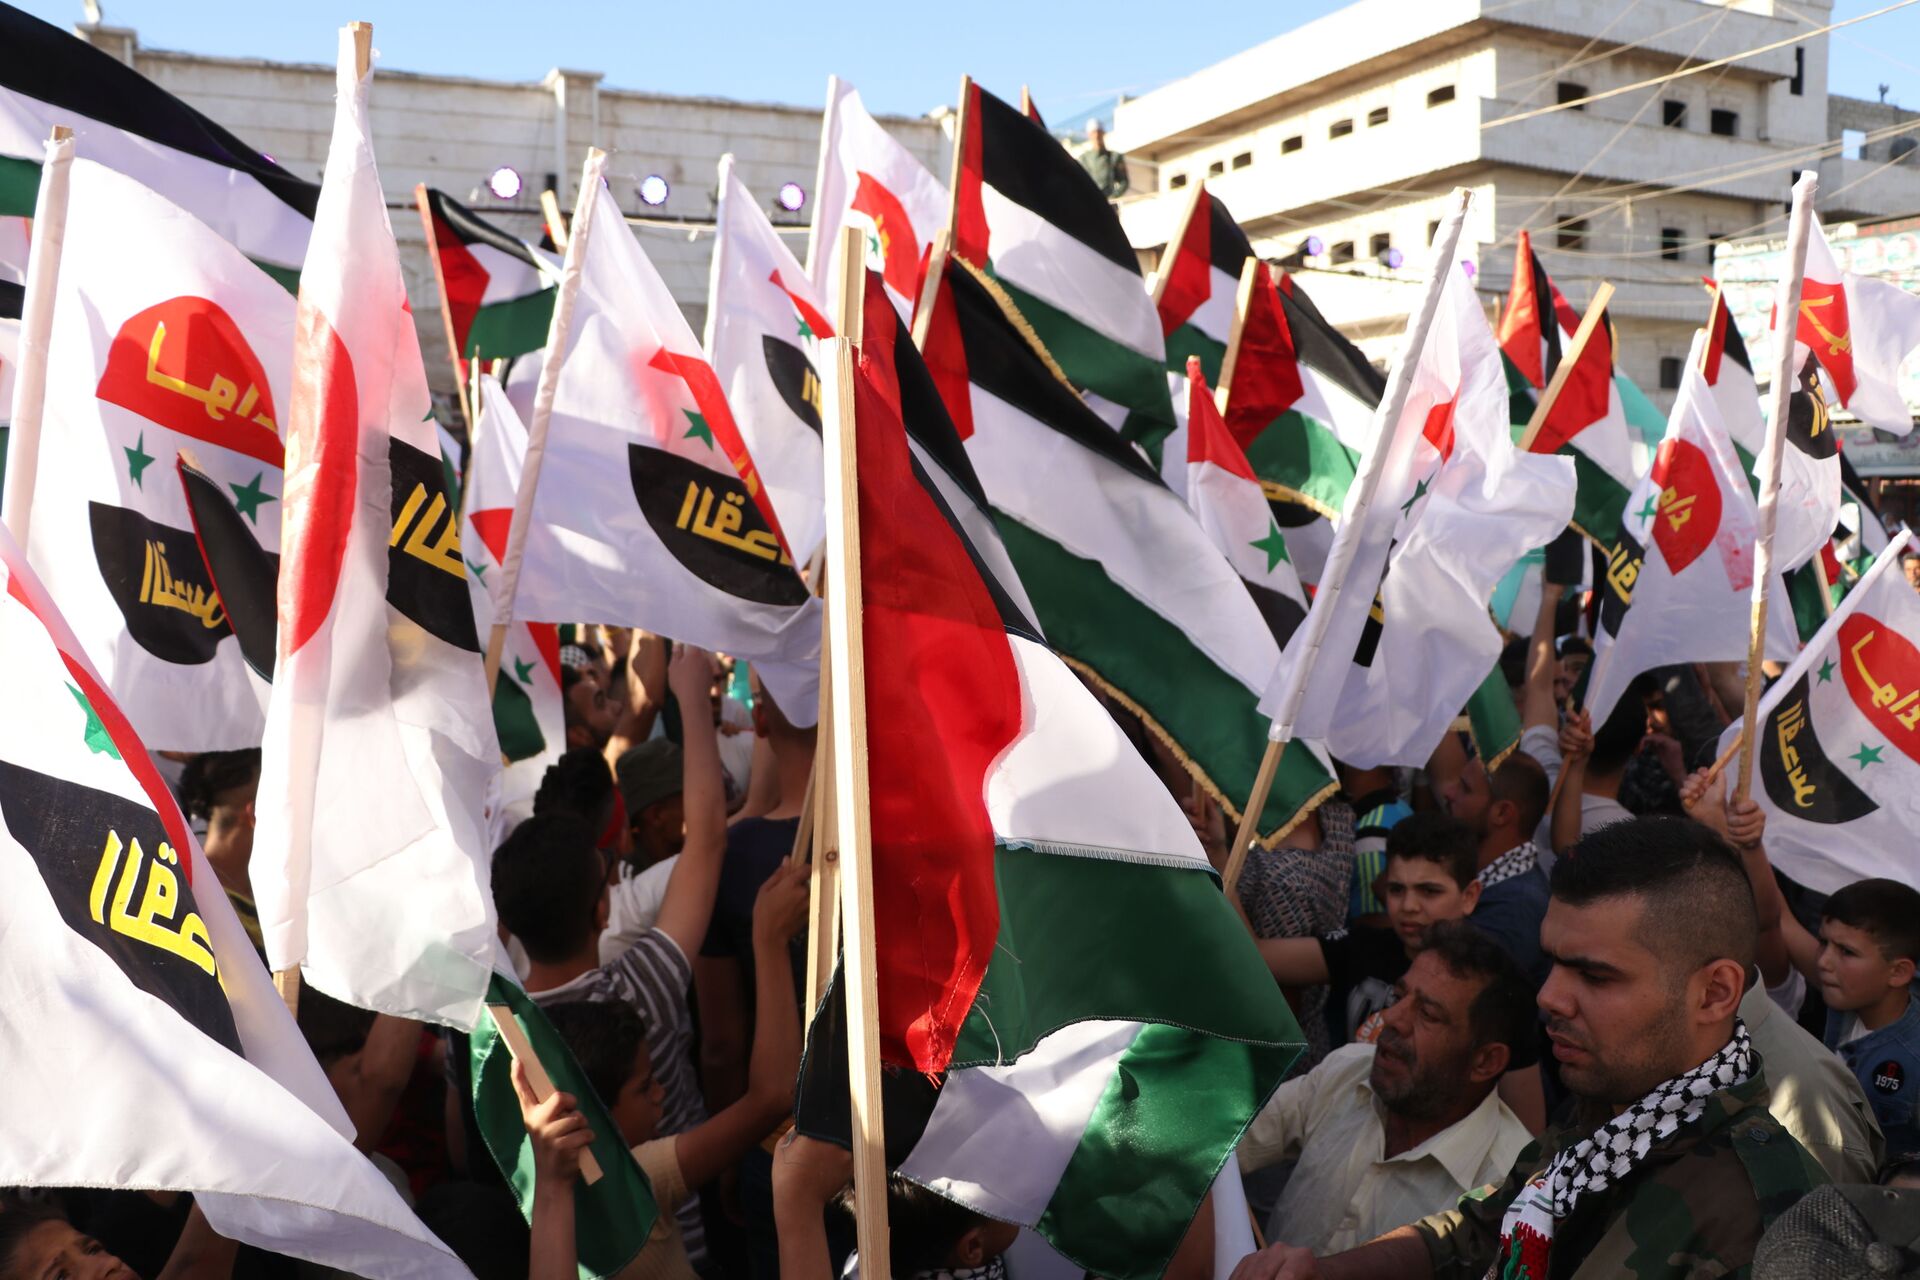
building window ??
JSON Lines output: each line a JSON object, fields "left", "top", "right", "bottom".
{"left": 1894, "top": 137, "right": 1918, "bottom": 163}
{"left": 1208, "top": 159, "right": 1225, "bottom": 177}
{"left": 1370, "top": 232, "right": 1392, "bottom": 257}
{"left": 1330, "top": 118, "right": 1354, "bottom": 139}
{"left": 1660, "top": 227, "right": 1683, "bottom": 261}
{"left": 1168, "top": 172, "right": 1188, "bottom": 189}
{"left": 1662, "top": 99, "right": 1688, "bottom": 128}
{"left": 1558, "top": 218, "right": 1589, "bottom": 251}
{"left": 1710, "top": 108, "right": 1738, "bottom": 137}
{"left": 1844, "top": 128, "right": 1866, "bottom": 160}
{"left": 1427, "top": 84, "right": 1456, "bottom": 107}
{"left": 1708, "top": 232, "right": 1728, "bottom": 261}
{"left": 1660, "top": 356, "right": 1684, "bottom": 391}
{"left": 1282, "top": 134, "right": 1304, "bottom": 154}
{"left": 1330, "top": 240, "right": 1356, "bottom": 264}
{"left": 1231, "top": 151, "right": 1253, "bottom": 170}
{"left": 1367, "top": 106, "right": 1390, "bottom": 127}
{"left": 1427, "top": 219, "right": 1440, "bottom": 245}
{"left": 1557, "top": 81, "right": 1587, "bottom": 108}
{"left": 1791, "top": 46, "right": 1805, "bottom": 96}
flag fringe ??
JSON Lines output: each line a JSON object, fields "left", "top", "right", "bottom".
{"left": 950, "top": 255, "right": 1079, "bottom": 396}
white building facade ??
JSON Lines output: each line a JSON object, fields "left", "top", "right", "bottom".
{"left": 1108, "top": 0, "right": 1920, "bottom": 409}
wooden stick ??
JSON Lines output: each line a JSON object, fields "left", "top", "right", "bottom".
{"left": 1516, "top": 281, "right": 1615, "bottom": 454}
{"left": 804, "top": 646, "right": 841, "bottom": 1014}
{"left": 540, "top": 188, "right": 570, "bottom": 250}
{"left": 414, "top": 184, "right": 476, "bottom": 440}
{"left": 910, "top": 230, "right": 951, "bottom": 350}
{"left": 1224, "top": 188, "right": 1478, "bottom": 896}
{"left": 348, "top": 21, "right": 371, "bottom": 80}
{"left": 1737, "top": 170, "right": 1820, "bottom": 805}
{"left": 1150, "top": 180, "right": 1207, "bottom": 308}
{"left": 1699, "top": 281, "right": 1723, "bottom": 377}
{"left": 0, "top": 126, "right": 74, "bottom": 547}
{"left": 485, "top": 1004, "right": 604, "bottom": 1184}
{"left": 942, "top": 75, "right": 972, "bottom": 248}
{"left": 820, "top": 323, "right": 890, "bottom": 1270}
{"left": 272, "top": 967, "right": 301, "bottom": 1018}
{"left": 1812, "top": 546, "right": 1837, "bottom": 617}
{"left": 483, "top": 148, "right": 604, "bottom": 696}
{"left": 1213, "top": 256, "right": 1262, "bottom": 414}
{"left": 1701, "top": 735, "right": 1742, "bottom": 789}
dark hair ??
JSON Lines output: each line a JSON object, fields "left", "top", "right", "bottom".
{"left": 543, "top": 1001, "right": 648, "bottom": 1108}
{"left": 1499, "top": 636, "right": 1529, "bottom": 691}
{"left": 1490, "top": 750, "right": 1550, "bottom": 838}
{"left": 1385, "top": 812, "right": 1479, "bottom": 889}
{"left": 1420, "top": 920, "right": 1538, "bottom": 1068}
{"left": 177, "top": 748, "right": 262, "bottom": 820}
{"left": 1822, "top": 879, "right": 1920, "bottom": 964}
{"left": 491, "top": 814, "right": 605, "bottom": 964}
{"left": 1558, "top": 635, "right": 1593, "bottom": 660}
{"left": 411, "top": 1182, "right": 530, "bottom": 1280}
{"left": 560, "top": 665, "right": 589, "bottom": 731}
{"left": 295, "top": 983, "right": 378, "bottom": 1067}
{"left": 532, "top": 748, "right": 617, "bottom": 832}
{"left": 0, "top": 1204, "right": 63, "bottom": 1280}
{"left": 1589, "top": 680, "right": 1651, "bottom": 773}
{"left": 1551, "top": 817, "right": 1757, "bottom": 974}
{"left": 831, "top": 1176, "right": 990, "bottom": 1275}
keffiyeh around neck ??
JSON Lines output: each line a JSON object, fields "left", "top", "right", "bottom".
{"left": 1488, "top": 1021, "right": 1755, "bottom": 1279}
{"left": 1476, "top": 841, "right": 1538, "bottom": 889}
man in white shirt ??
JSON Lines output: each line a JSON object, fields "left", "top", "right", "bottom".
{"left": 1238, "top": 921, "right": 1536, "bottom": 1252}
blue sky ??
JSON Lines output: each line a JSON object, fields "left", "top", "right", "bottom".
{"left": 14, "top": 0, "right": 1920, "bottom": 125}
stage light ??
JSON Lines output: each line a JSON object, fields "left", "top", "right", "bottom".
{"left": 777, "top": 182, "right": 806, "bottom": 212}
{"left": 1460, "top": 259, "right": 1477, "bottom": 279}
{"left": 487, "top": 166, "right": 523, "bottom": 200}
{"left": 1377, "top": 247, "right": 1405, "bottom": 269}
{"left": 638, "top": 174, "right": 670, "bottom": 207}
{"left": 1302, "top": 235, "right": 1325, "bottom": 258}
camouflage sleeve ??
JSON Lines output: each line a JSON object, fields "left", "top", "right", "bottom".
{"left": 1411, "top": 1177, "right": 1515, "bottom": 1280}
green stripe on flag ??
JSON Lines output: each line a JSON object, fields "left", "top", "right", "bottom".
{"left": 0, "top": 154, "right": 38, "bottom": 217}
{"left": 492, "top": 669, "right": 548, "bottom": 763}
{"left": 993, "top": 513, "right": 1334, "bottom": 841}
{"left": 1165, "top": 322, "right": 1229, "bottom": 385}
{"left": 1038, "top": 1022, "right": 1297, "bottom": 1280}
{"left": 1563, "top": 444, "right": 1632, "bottom": 548}
{"left": 1785, "top": 563, "right": 1830, "bottom": 644}
{"left": 466, "top": 288, "right": 556, "bottom": 361}
{"left": 470, "top": 975, "right": 656, "bottom": 1278}
{"left": 1467, "top": 664, "right": 1522, "bottom": 766}
{"left": 1242, "top": 409, "right": 1360, "bottom": 518}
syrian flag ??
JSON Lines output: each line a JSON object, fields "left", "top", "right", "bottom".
{"left": 793, "top": 267, "right": 1305, "bottom": 1280}
{"left": 1792, "top": 212, "right": 1920, "bottom": 435}
{"left": 1186, "top": 358, "right": 1306, "bottom": 645}
{"left": 1498, "top": 230, "right": 1640, "bottom": 548}
{"left": 0, "top": 5, "right": 315, "bottom": 283}
{"left": 420, "top": 187, "right": 558, "bottom": 362}
{"left": 1154, "top": 185, "right": 1255, "bottom": 497}
{"left": 252, "top": 30, "right": 501, "bottom": 1030}
{"left": 1585, "top": 338, "right": 1798, "bottom": 726}
{"left": 460, "top": 374, "right": 563, "bottom": 814}
{"left": 1704, "top": 283, "right": 1841, "bottom": 573}
{"left": 15, "top": 157, "right": 290, "bottom": 750}
{"left": 809, "top": 79, "right": 948, "bottom": 319}
{"left": 706, "top": 154, "right": 832, "bottom": 561}
{"left": 954, "top": 80, "right": 1175, "bottom": 456}
{"left": 511, "top": 156, "right": 821, "bottom": 724}
{"left": 0, "top": 526, "right": 467, "bottom": 1276}
{"left": 1715, "top": 532, "right": 1920, "bottom": 892}
{"left": 919, "top": 250, "right": 1333, "bottom": 842}
{"left": 1263, "top": 262, "right": 1575, "bottom": 767}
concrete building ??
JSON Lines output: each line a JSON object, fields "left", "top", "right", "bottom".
{"left": 65, "top": 20, "right": 945, "bottom": 402}
{"left": 1107, "top": 0, "right": 1920, "bottom": 409}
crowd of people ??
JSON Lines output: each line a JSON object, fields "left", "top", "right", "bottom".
{"left": 8, "top": 549, "right": 1920, "bottom": 1280}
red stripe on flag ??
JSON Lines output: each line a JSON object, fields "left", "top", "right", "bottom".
{"left": 1497, "top": 230, "right": 1546, "bottom": 389}
{"left": 954, "top": 81, "right": 990, "bottom": 268}
{"left": 851, "top": 172, "right": 923, "bottom": 304}
{"left": 279, "top": 303, "right": 360, "bottom": 656}
{"left": 470, "top": 507, "right": 512, "bottom": 567}
{"left": 429, "top": 210, "right": 488, "bottom": 357}
{"left": 529, "top": 620, "right": 563, "bottom": 686}
{"left": 1531, "top": 320, "right": 1614, "bottom": 458}
{"left": 918, "top": 260, "right": 976, "bottom": 441}
{"left": 1185, "top": 357, "right": 1258, "bottom": 482}
{"left": 1222, "top": 263, "right": 1304, "bottom": 450}
{"left": 1702, "top": 278, "right": 1728, "bottom": 386}
{"left": 647, "top": 348, "right": 795, "bottom": 559}
{"left": 1156, "top": 189, "right": 1214, "bottom": 337}
{"left": 768, "top": 268, "right": 835, "bottom": 339}
{"left": 854, "top": 323, "right": 1020, "bottom": 1074}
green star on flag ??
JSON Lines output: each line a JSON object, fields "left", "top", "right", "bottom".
{"left": 467, "top": 559, "right": 488, "bottom": 581}
{"left": 513, "top": 657, "right": 535, "bottom": 686}
{"left": 124, "top": 432, "right": 154, "bottom": 488}
{"left": 228, "top": 472, "right": 276, "bottom": 524}
{"left": 796, "top": 313, "right": 816, "bottom": 342}
{"left": 1250, "top": 523, "right": 1291, "bottom": 573}
{"left": 683, "top": 409, "right": 715, "bottom": 449}
{"left": 1817, "top": 657, "right": 1836, "bottom": 684}
{"left": 1400, "top": 475, "right": 1430, "bottom": 516}
{"left": 867, "top": 230, "right": 882, "bottom": 260}
{"left": 67, "top": 683, "right": 120, "bottom": 760}
{"left": 1636, "top": 494, "right": 1659, "bottom": 523}
{"left": 1849, "top": 742, "right": 1885, "bottom": 770}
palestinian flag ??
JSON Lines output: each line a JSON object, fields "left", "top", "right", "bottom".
{"left": 1794, "top": 212, "right": 1920, "bottom": 434}
{"left": 0, "top": 4, "right": 315, "bottom": 283}
{"left": 419, "top": 185, "right": 557, "bottom": 362}
{"left": 793, "top": 267, "right": 1304, "bottom": 1280}
{"left": 1263, "top": 259, "right": 1574, "bottom": 767}
{"left": 1154, "top": 184, "right": 1255, "bottom": 497}
{"left": 1716, "top": 532, "right": 1920, "bottom": 894}
{"left": 16, "top": 156, "right": 290, "bottom": 750}
{"left": 1586, "top": 337, "right": 1797, "bottom": 726}
{"left": 809, "top": 79, "right": 948, "bottom": 319}
{"left": 512, "top": 155, "right": 821, "bottom": 725}
{"left": 953, "top": 80, "right": 1175, "bottom": 457}
{"left": 920, "top": 250, "right": 1333, "bottom": 842}
{"left": 0, "top": 525, "right": 467, "bottom": 1276}
{"left": 1185, "top": 358, "right": 1306, "bottom": 646}
{"left": 252, "top": 31, "right": 501, "bottom": 1030}
{"left": 706, "top": 155, "right": 832, "bottom": 560}
{"left": 1498, "top": 230, "right": 1639, "bottom": 547}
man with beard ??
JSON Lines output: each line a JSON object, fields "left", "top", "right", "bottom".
{"left": 1231, "top": 817, "right": 1827, "bottom": 1280}
{"left": 1237, "top": 921, "right": 1536, "bottom": 1251}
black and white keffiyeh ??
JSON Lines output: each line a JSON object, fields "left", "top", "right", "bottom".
{"left": 1488, "top": 1022, "right": 1755, "bottom": 1278}
{"left": 1476, "top": 841, "right": 1539, "bottom": 889}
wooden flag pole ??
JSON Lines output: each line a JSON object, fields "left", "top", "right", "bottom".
{"left": 1699, "top": 282, "right": 1723, "bottom": 377}
{"left": 1213, "top": 256, "right": 1262, "bottom": 413}
{"left": 1222, "top": 187, "right": 1476, "bottom": 898}
{"left": 0, "top": 126, "right": 74, "bottom": 547}
{"left": 413, "top": 184, "right": 476, "bottom": 439}
{"left": 485, "top": 1004, "right": 604, "bottom": 1185}
{"left": 482, "top": 147, "right": 604, "bottom": 696}
{"left": 540, "top": 188, "right": 570, "bottom": 251}
{"left": 910, "top": 230, "right": 952, "bottom": 350}
{"left": 348, "top": 20, "right": 371, "bottom": 78}
{"left": 820, "top": 309, "right": 891, "bottom": 1268}
{"left": 1736, "top": 170, "right": 1820, "bottom": 805}
{"left": 941, "top": 75, "right": 973, "bottom": 249}
{"left": 1149, "top": 180, "right": 1207, "bottom": 309}
{"left": 1514, "top": 281, "right": 1615, "bottom": 454}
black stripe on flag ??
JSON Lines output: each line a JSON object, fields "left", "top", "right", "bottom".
{"left": 424, "top": 187, "right": 540, "bottom": 268}
{"left": 1530, "top": 247, "right": 1564, "bottom": 380}
{"left": 0, "top": 6, "right": 317, "bottom": 219}
{"left": 178, "top": 458, "right": 279, "bottom": 681}
{"left": 1280, "top": 284, "right": 1386, "bottom": 409}
{"left": 975, "top": 84, "right": 1139, "bottom": 276}
{"left": 1206, "top": 192, "right": 1255, "bottom": 278}
{"left": 0, "top": 277, "right": 21, "bottom": 319}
